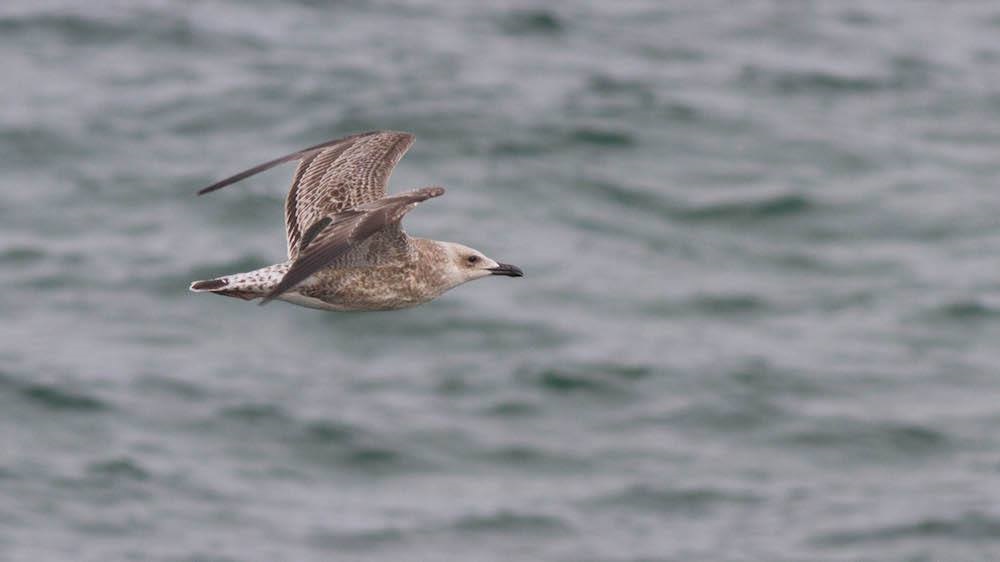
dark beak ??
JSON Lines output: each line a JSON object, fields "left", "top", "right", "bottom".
{"left": 489, "top": 263, "right": 524, "bottom": 277}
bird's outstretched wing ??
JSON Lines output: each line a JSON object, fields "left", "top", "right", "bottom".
{"left": 197, "top": 131, "right": 416, "bottom": 258}
{"left": 259, "top": 186, "right": 445, "bottom": 305}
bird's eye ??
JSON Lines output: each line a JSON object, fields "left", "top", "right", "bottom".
{"left": 467, "top": 255, "right": 480, "bottom": 264}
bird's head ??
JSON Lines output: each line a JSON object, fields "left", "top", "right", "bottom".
{"left": 438, "top": 241, "right": 523, "bottom": 287}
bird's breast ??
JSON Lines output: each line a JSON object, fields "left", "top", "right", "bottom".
{"left": 296, "top": 263, "right": 437, "bottom": 311}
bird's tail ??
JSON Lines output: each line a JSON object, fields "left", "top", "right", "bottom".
{"left": 189, "top": 263, "right": 290, "bottom": 301}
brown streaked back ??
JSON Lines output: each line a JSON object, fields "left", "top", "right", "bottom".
{"left": 259, "top": 186, "right": 445, "bottom": 305}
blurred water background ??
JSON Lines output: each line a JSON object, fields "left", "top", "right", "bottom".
{"left": 3, "top": 1, "right": 1000, "bottom": 560}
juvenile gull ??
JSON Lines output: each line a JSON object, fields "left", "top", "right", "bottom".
{"left": 189, "top": 130, "right": 523, "bottom": 311}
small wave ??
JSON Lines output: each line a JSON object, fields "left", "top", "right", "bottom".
{"left": 0, "top": 12, "right": 126, "bottom": 43}
{"left": 170, "top": 553, "right": 241, "bottom": 562}
{"left": 215, "top": 404, "right": 363, "bottom": 444}
{"left": 452, "top": 510, "right": 569, "bottom": 534}
{"left": 647, "top": 293, "right": 770, "bottom": 317}
{"left": 298, "top": 419, "right": 428, "bottom": 473}
{"left": 220, "top": 403, "right": 291, "bottom": 424}
{"left": 769, "top": 252, "right": 836, "bottom": 272}
{"left": 925, "top": 299, "right": 1000, "bottom": 323}
{"left": 568, "top": 126, "right": 636, "bottom": 147}
{"left": 590, "top": 484, "right": 760, "bottom": 514}
{"left": 0, "top": 125, "right": 91, "bottom": 167}
{"left": 839, "top": 9, "right": 885, "bottom": 27}
{"left": 311, "top": 511, "right": 569, "bottom": 550}
{"left": 339, "top": 447, "right": 413, "bottom": 471}
{"left": 587, "top": 74, "right": 653, "bottom": 97}
{"left": 677, "top": 193, "right": 814, "bottom": 222}
{"left": 307, "top": 526, "right": 407, "bottom": 550}
{"left": 489, "top": 139, "right": 550, "bottom": 157}
{"left": 693, "top": 294, "right": 767, "bottom": 314}
{"left": 663, "top": 399, "right": 785, "bottom": 432}
{"left": 812, "top": 511, "right": 1000, "bottom": 546}
{"left": 633, "top": 363, "right": 808, "bottom": 431}
{"left": 520, "top": 362, "right": 651, "bottom": 397}
{"left": 740, "top": 55, "right": 933, "bottom": 96}
{"left": 330, "top": 314, "right": 569, "bottom": 352}
{"left": 211, "top": 404, "right": 428, "bottom": 474}
{"left": 483, "top": 399, "right": 540, "bottom": 417}
{"left": 19, "top": 273, "right": 84, "bottom": 291}
{"left": 0, "top": 11, "right": 207, "bottom": 50}
{"left": 499, "top": 9, "right": 564, "bottom": 35}
{"left": 567, "top": 74, "right": 666, "bottom": 120}
{"left": 20, "top": 383, "right": 109, "bottom": 412}
{"left": 86, "top": 457, "right": 150, "bottom": 482}
{"left": 491, "top": 121, "right": 638, "bottom": 157}
{"left": 741, "top": 65, "right": 893, "bottom": 95}
{"left": 658, "top": 100, "right": 702, "bottom": 123}
{"left": 479, "top": 444, "right": 587, "bottom": 471}
{"left": 726, "top": 360, "right": 819, "bottom": 396}
{"left": 536, "top": 370, "right": 619, "bottom": 394}
{"left": 782, "top": 420, "right": 948, "bottom": 457}
{"left": 166, "top": 104, "right": 280, "bottom": 138}
{"left": 0, "top": 245, "right": 46, "bottom": 265}
{"left": 133, "top": 374, "right": 207, "bottom": 400}
{"left": 577, "top": 179, "right": 676, "bottom": 217}
{"left": 301, "top": 419, "right": 360, "bottom": 445}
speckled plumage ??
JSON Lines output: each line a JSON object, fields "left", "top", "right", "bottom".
{"left": 190, "top": 131, "right": 522, "bottom": 311}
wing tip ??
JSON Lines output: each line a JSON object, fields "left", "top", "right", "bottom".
{"left": 192, "top": 130, "right": 417, "bottom": 196}
{"left": 416, "top": 186, "right": 446, "bottom": 199}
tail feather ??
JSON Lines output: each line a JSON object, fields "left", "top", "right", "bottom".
{"left": 189, "top": 263, "right": 291, "bottom": 302}
{"left": 189, "top": 277, "right": 260, "bottom": 301}
{"left": 190, "top": 278, "right": 227, "bottom": 291}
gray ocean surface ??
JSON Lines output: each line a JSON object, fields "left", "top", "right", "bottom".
{"left": 3, "top": 1, "right": 1000, "bottom": 561}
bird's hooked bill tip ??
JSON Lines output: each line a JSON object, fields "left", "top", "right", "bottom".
{"left": 489, "top": 263, "right": 524, "bottom": 277}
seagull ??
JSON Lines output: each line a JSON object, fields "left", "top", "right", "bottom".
{"left": 189, "top": 131, "right": 523, "bottom": 311}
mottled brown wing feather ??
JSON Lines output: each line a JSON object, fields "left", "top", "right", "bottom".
{"left": 284, "top": 132, "right": 415, "bottom": 257}
{"left": 196, "top": 131, "right": 382, "bottom": 195}
{"left": 194, "top": 130, "right": 415, "bottom": 258}
{"left": 259, "top": 187, "right": 445, "bottom": 305}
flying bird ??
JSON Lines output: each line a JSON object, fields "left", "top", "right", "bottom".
{"left": 190, "top": 131, "right": 522, "bottom": 311}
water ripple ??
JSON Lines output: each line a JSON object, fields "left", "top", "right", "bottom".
{"left": 478, "top": 444, "right": 589, "bottom": 471}
{"left": 452, "top": 510, "right": 569, "bottom": 534}
{"left": 739, "top": 56, "right": 933, "bottom": 95}
{"left": 517, "top": 362, "right": 652, "bottom": 397}
{"left": 0, "top": 11, "right": 221, "bottom": 51}
{"left": 307, "top": 526, "right": 407, "bottom": 550}
{"left": 498, "top": 9, "right": 565, "bottom": 36}
{"left": 0, "top": 245, "right": 46, "bottom": 265}
{"left": 782, "top": 420, "right": 949, "bottom": 458}
{"left": 85, "top": 457, "right": 151, "bottom": 483}
{"left": 813, "top": 512, "right": 1000, "bottom": 546}
{"left": 212, "top": 404, "right": 430, "bottom": 474}
{"left": 19, "top": 383, "right": 109, "bottom": 412}
{"left": 589, "top": 484, "right": 761, "bottom": 515}
{"left": 677, "top": 193, "right": 816, "bottom": 222}
{"left": 567, "top": 126, "right": 637, "bottom": 147}
{"left": 925, "top": 299, "right": 1000, "bottom": 324}
{"left": 644, "top": 293, "right": 770, "bottom": 317}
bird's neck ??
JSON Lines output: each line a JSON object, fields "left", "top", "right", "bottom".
{"left": 411, "top": 238, "right": 466, "bottom": 292}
